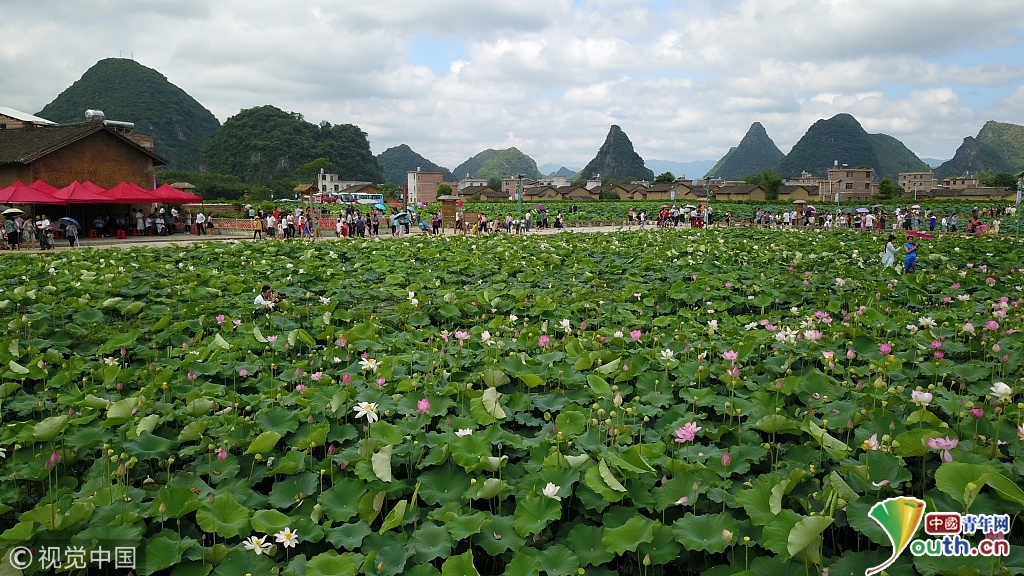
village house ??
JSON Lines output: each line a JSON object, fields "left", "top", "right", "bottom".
{"left": 712, "top": 184, "right": 767, "bottom": 202}
{"left": 898, "top": 171, "right": 938, "bottom": 200}
{"left": 0, "top": 111, "right": 166, "bottom": 188}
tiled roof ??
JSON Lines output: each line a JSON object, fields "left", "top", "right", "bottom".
{"left": 0, "top": 122, "right": 166, "bottom": 165}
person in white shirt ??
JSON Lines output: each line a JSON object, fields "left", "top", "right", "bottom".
{"left": 267, "top": 214, "right": 277, "bottom": 238}
{"left": 195, "top": 212, "right": 206, "bottom": 235}
{"left": 253, "top": 284, "right": 283, "bottom": 318}
{"left": 865, "top": 212, "right": 875, "bottom": 230}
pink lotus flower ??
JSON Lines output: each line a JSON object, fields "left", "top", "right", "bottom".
{"left": 673, "top": 422, "right": 702, "bottom": 443}
{"left": 985, "top": 320, "right": 999, "bottom": 331}
{"left": 970, "top": 407, "right": 985, "bottom": 419}
{"left": 295, "top": 384, "right": 307, "bottom": 393}
{"left": 310, "top": 371, "right": 322, "bottom": 381}
{"left": 630, "top": 329, "right": 642, "bottom": 342}
{"left": 295, "top": 367, "right": 303, "bottom": 376}
{"left": 925, "top": 436, "right": 959, "bottom": 462}
{"left": 847, "top": 348, "right": 856, "bottom": 360}
{"left": 238, "top": 369, "right": 248, "bottom": 378}
{"left": 879, "top": 343, "right": 892, "bottom": 354}
{"left": 417, "top": 398, "right": 431, "bottom": 414}
{"left": 336, "top": 337, "right": 348, "bottom": 347}
{"left": 726, "top": 366, "right": 740, "bottom": 378}
{"left": 45, "top": 451, "right": 61, "bottom": 469}
{"left": 454, "top": 330, "right": 471, "bottom": 341}
{"left": 722, "top": 350, "right": 738, "bottom": 362}
{"left": 377, "top": 377, "right": 386, "bottom": 386}
{"left": 934, "top": 351, "right": 944, "bottom": 359}
{"left": 187, "top": 369, "right": 198, "bottom": 382}
{"left": 342, "top": 373, "right": 352, "bottom": 385}
{"left": 233, "top": 319, "right": 242, "bottom": 327}
{"left": 266, "top": 335, "right": 278, "bottom": 344}
{"left": 217, "top": 448, "right": 228, "bottom": 462}
{"left": 216, "top": 314, "right": 225, "bottom": 325}
{"left": 538, "top": 334, "right": 550, "bottom": 348}
{"left": 721, "top": 452, "right": 732, "bottom": 467}
{"left": 910, "top": 390, "right": 933, "bottom": 406}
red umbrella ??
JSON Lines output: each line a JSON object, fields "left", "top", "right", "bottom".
{"left": 906, "top": 231, "right": 933, "bottom": 239}
{"left": 0, "top": 180, "right": 61, "bottom": 204}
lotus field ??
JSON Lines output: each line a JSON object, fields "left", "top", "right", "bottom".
{"left": 1, "top": 228, "right": 1023, "bottom": 576}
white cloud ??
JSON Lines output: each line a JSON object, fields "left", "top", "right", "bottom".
{"left": 2, "top": 0, "right": 1023, "bottom": 168}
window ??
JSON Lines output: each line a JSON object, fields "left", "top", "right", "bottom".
{"left": 864, "top": 183, "right": 870, "bottom": 189}
{"left": 846, "top": 171, "right": 853, "bottom": 178}
{"left": 845, "top": 183, "right": 853, "bottom": 190}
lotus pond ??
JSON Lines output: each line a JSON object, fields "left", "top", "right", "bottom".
{"left": 1, "top": 228, "right": 1022, "bottom": 576}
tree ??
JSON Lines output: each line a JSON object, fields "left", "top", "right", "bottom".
{"left": 295, "top": 158, "right": 335, "bottom": 184}
{"left": 979, "top": 171, "right": 1017, "bottom": 189}
{"left": 487, "top": 176, "right": 502, "bottom": 191}
{"left": 877, "top": 178, "right": 903, "bottom": 200}
{"left": 379, "top": 182, "right": 400, "bottom": 200}
{"left": 437, "top": 184, "right": 453, "bottom": 196}
{"left": 761, "top": 169, "right": 782, "bottom": 201}
{"left": 571, "top": 176, "right": 588, "bottom": 188}
{"left": 655, "top": 171, "right": 675, "bottom": 183}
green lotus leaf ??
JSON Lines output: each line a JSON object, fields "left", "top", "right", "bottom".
{"left": 245, "top": 430, "right": 282, "bottom": 454}
{"left": 123, "top": 431, "right": 177, "bottom": 460}
{"left": 105, "top": 396, "right": 138, "bottom": 425}
{"left": 250, "top": 509, "right": 291, "bottom": 534}
{"left": 602, "top": 514, "right": 657, "bottom": 555}
{"left": 378, "top": 499, "right": 407, "bottom": 533}
{"left": 150, "top": 487, "right": 201, "bottom": 519}
{"left": 32, "top": 414, "right": 69, "bottom": 442}
{"left": 411, "top": 521, "right": 453, "bottom": 563}
{"left": 195, "top": 492, "right": 250, "bottom": 539}
{"left": 787, "top": 515, "right": 833, "bottom": 563}
{"left": 326, "top": 521, "right": 372, "bottom": 550}
{"left": 442, "top": 510, "right": 492, "bottom": 541}
{"left": 586, "top": 374, "right": 611, "bottom": 396}
{"left": 269, "top": 471, "right": 318, "bottom": 508}
{"left": 512, "top": 494, "right": 560, "bottom": 537}
{"left": 441, "top": 550, "right": 481, "bottom": 576}
{"left": 671, "top": 512, "right": 738, "bottom": 555}
{"left": 305, "top": 551, "right": 358, "bottom": 576}
{"left": 371, "top": 445, "right": 393, "bottom": 482}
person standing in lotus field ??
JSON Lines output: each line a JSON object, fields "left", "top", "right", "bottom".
{"left": 903, "top": 235, "right": 917, "bottom": 274}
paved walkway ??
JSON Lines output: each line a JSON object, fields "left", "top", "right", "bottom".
{"left": 4, "top": 224, "right": 649, "bottom": 252}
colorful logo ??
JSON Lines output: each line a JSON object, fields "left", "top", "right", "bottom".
{"left": 865, "top": 496, "right": 926, "bottom": 576}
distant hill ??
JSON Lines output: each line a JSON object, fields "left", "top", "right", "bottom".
{"left": 580, "top": 125, "right": 655, "bottom": 183}
{"left": 452, "top": 150, "right": 502, "bottom": 179}
{"left": 775, "top": 113, "right": 928, "bottom": 180}
{"left": 453, "top": 148, "right": 543, "bottom": 180}
{"left": 921, "top": 158, "right": 946, "bottom": 168}
{"left": 538, "top": 163, "right": 581, "bottom": 177}
{"left": 935, "top": 121, "right": 1024, "bottom": 179}
{"left": 198, "top": 105, "right": 382, "bottom": 184}
{"left": 645, "top": 159, "right": 717, "bottom": 180}
{"left": 705, "top": 122, "right": 784, "bottom": 179}
{"left": 377, "top": 144, "right": 453, "bottom": 185}
{"left": 37, "top": 58, "right": 220, "bottom": 170}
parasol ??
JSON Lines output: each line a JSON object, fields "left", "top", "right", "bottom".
{"left": 59, "top": 217, "right": 82, "bottom": 229}
{"left": 793, "top": 199, "right": 807, "bottom": 204}
{"left": 906, "top": 231, "right": 933, "bottom": 239}
{"left": 3, "top": 207, "right": 25, "bottom": 216}
{"left": 856, "top": 207, "right": 869, "bottom": 213}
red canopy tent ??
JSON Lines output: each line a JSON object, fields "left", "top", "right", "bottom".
{"left": 30, "top": 180, "right": 60, "bottom": 195}
{"left": 100, "top": 181, "right": 162, "bottom": 203}
{"left": 152, "top": 184, "right": 203, "bottom": 203}
{"left": 53, "top": 181, "right": 115, "bottom": 203}
{"left": 0, "top": 180, "right": 61, "bottom": 204}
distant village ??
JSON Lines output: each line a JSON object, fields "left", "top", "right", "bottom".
{"left": 1, "top": 105, "right": 1017, "bottom": 209}
{"left": 317, "top": 163, "right": 1018, "bottom": 207}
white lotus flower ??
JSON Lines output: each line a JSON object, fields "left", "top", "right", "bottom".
{"left": 560, "top": 318, "right": 571, "bottom": 333}
{"left": 275, "top": 527, "right": 299, "bottom": 549}
{"left": 708, "top": 319, "right": 718, "bottom": 334}
{"left": 480, "top": 330, "right": 492, "bottom": 344}
{"left": 918, "top": 316, "right": 937, "bottom": 329}
{"left": 660, "top": 348, "right": 675, "bottom": 361}
{"left": 243, "top": 535, "right": 272, "bottom": 555}
{"left": 614, "top": 330, "right": 624, "bottom": 338}
{"left": 359, "top": 357, "right": 379, "bottom": 373}
{"left": 905, "top": 324, "right": 919, "bottom": 334}
{"left": 542, "top": 482, "right": 561, "bottom": 501}
{"left": 990, "top": 381, "right": 1012, "bottom": 402}
{"left": 353, "top": 402, "right": 379, "bottom": 424}
{"left": 509, "top": 314, "right": 518, "bottom": 323}
{"left": 455, "top": 428, "right": 473, "bottom": 437}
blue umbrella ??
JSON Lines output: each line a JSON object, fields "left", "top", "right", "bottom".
{"left": 374, "top": 203, "right": 386, "bottom": 210}
{"left": 60, "top": 217, "right": 81, "bottom": 228}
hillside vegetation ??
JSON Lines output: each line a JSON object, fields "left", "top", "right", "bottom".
{"left": 37, "top": 58, "right": 220, "bottom": 170}
{"left": 377, "top": 144, "right": 453, "bottom": 185}
{"left": 198, "top": 105, "right": 382, "bottom": 185}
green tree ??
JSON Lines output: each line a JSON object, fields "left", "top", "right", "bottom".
{"left": 295, "top": 158, "right": 335, "bottom": 184}
{"left": 761, "top": 169, "right": 782, "bottom": 200}
{"left": 655, "top": 172, "right": 675, "bottom": 183}
{"left": 743, "top": 173, "right": 762, "bottom": 185}
{"left": 487, "top": 176, "right": 502, "bottom": 190}
{"left": 437, "top": 183, "right": 453, "bottom": 196}
{"left": 979, "top": 171, "right": 1018, "bottom": 188}
{"left": 571, "top": 176, "right": 587, "bottom": 188}
{"left": 379, "top": 182, "right": 400, "bottom": 200}
{"left": 876, "top": 178, "right": 903, "bottom": 200}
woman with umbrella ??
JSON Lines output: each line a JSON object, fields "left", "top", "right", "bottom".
{"left": 61, "top": 217, "right": 81, "bottom": 247}
{"left": 3, "top": 209, "right": 22, "bottom": 250}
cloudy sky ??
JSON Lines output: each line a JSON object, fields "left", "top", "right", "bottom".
{"left": 3, "top": 0, "right": 1024, "bottom": 170}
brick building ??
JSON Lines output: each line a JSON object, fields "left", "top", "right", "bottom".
{"left": 0, "top": 122, "right": 166, "bottom": 189}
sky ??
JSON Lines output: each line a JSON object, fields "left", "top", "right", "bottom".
{"left": 2, "top": 0, "right": 1024, "bottom": 171}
